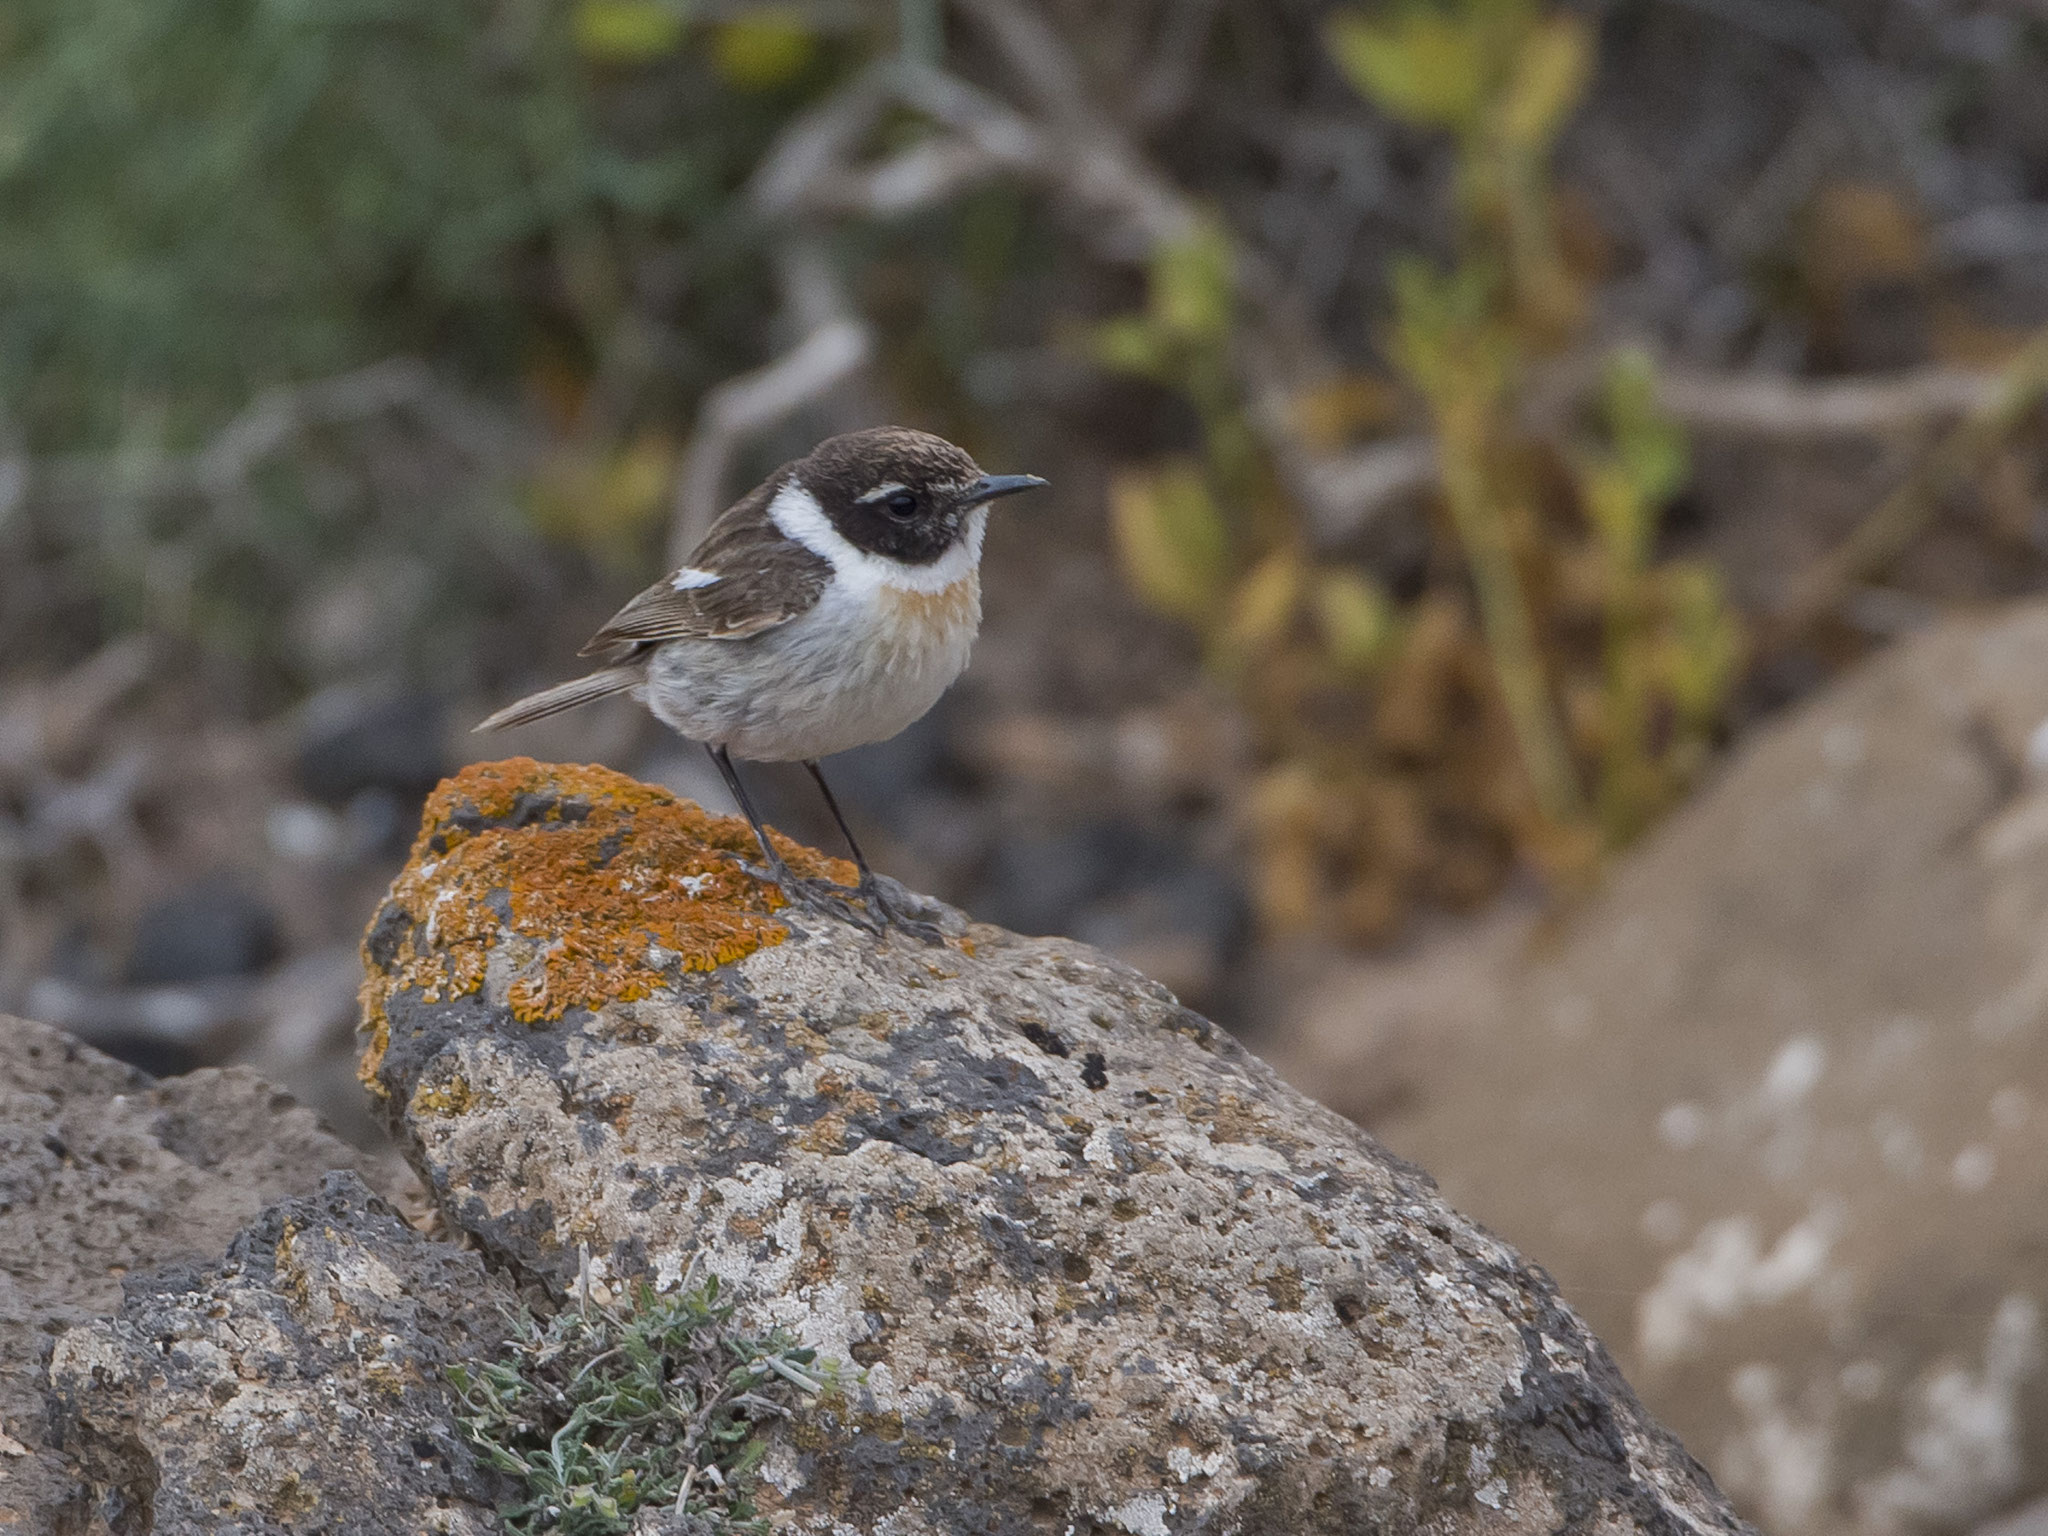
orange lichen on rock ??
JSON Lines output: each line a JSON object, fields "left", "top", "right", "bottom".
{"left": 359, "top": 759, "right": 854, "bottom": 1071}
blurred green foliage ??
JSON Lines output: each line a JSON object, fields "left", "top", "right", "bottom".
{"left": 0, "top": 0, "right": 890, "bottom": 693}
{"left": 0, "top": 0, "right": 840, "bottom": 454}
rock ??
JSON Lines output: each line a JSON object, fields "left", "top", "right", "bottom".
{"left": 1268, "top": 601, "right": 2048, "bottom": 1535}
{"left": 296, "top": 685, "right": 448, "bottom": 807}
{"left": 349, "top": 756, "right": 1751, "bottom": 1534}
{"left": 1977, "top": 1494, "right": 2048, "bottom": 1536}
{"left": 971, "top": 820, "right": 1144, "bottom": 936}
{"left": 48, "top": 1171, "right": 509, "bottom": 1535}
{"left": 817, "top": 703, "right": 958, "bottom": 837}
{"left": 0, "top": 1016, "right": 392, "bottom": 1535}
{"left": 125, "top": 876, "right": 283, "bottom": 986}
{"left": 969, "top": 823, "right": 1250, "bottom": 1008}
{"left": 1066, "top": 860, "right": 1251, "bottom": 1011}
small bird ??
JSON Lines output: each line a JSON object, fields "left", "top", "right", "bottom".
{"left": 476, "top": 426, "right": 1046, "bottom": 935}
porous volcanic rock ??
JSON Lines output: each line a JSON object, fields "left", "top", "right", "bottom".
{"left": 48, "top": 1171, "right": 510, "bottom": 1533}
{"left": 0, "top": 1016, "right": 390, "bottom": 1536}
{"left": 352, "top": 757, "right": 1753, "bottom": 1534}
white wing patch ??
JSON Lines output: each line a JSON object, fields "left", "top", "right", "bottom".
{"left": 669, "top": 567, "right": 721, "bottom": 591}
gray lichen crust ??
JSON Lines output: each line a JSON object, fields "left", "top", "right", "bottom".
{"left": 0, "top": 1017, "right": 396, "bottom": 1536}
{"left": 48, "top": 1172, "right": 511, "bottom": 1534}
{"left": 354, "top": 762, "right": 1754, "bottom": 1536}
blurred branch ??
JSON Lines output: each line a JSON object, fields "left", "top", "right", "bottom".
{"left": 898, "top": 0, "right": 942, "bottom": 66}
{"left": 671, "top": 0, "right": 1380, "bottom": 550}
{"left": 33, "top": 359, "right": 525, "bottom": 505}
{"left": 683, "top": 0, "right": 2036, "bottom": 562}
{"left": 951, "top": 0, "right": 1196, "bottom": 256}
{"left": 667, "top": 257, "right": 872, "bottom": 559}
{"left": 1656, "top": 0, "right": 1969, "bottom": 207}
{"left": 759, "top": 62, "right": 1047, "bottom": 221}
{"left": 1655, "top": 365, "right": 2010, "bottom": 439}
{"left": 1936, "top": 202, "right": 2048, "bottom": 269}
{"left": 1295, "top": 439, "right": 1441, "bottom": 544}
{"left": 952, "top": 0, "right": 1383, "bottom": 535}
{"left": 1767, "top": 329, "right": 2048, "bottom": 645}
{"left": 1305, "top": 360, "right": 2040, "bottom": 545}
{"left": 0, "top": 635, "right": 156, "bottom": 775}
{"left": 197, "top": 360, "right": 516, "bottom": 492}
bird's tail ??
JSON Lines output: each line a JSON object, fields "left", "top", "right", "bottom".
{"left": 473, "top": 666, "right": 642, "bottom": 732}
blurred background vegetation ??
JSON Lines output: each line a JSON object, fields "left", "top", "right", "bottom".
{"left": 6, "top": 1, "right": 2048, "bottom": 1529}
{"left": 4, "top": 0, "right": 2046, "bottom": 1031}
{"left": 7, "top": 0, "right": 2048, "bottom": 1033}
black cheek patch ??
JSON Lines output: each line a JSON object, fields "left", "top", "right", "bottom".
{"left": 831, "top": 501, "right": 956, "bottom": 565}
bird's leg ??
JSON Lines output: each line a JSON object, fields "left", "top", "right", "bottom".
{"left": 800, "top": 758, "right": 874, "bottom": 884}
{"left": 709, "top": 746, "right": 879, "bottom": 932}
{"left": 707, "top": 745, "right": 797, "bottom": 889}
{"left": 802, "top": 759, "right": 948, "bottom": 944}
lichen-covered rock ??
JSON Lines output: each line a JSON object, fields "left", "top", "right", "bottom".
{"left": 358, "top": 759, "right": 1753, "bottom": 1534}
{"left": 0, "top": 1016, "right": 392, "bottom": 1536}
{"left": 47, "top": 1171, "right": 511, "bottom": 1534}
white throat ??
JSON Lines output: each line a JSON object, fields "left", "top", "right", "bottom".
{"left": 769, "top": 479, "right": 987, "bottom": 597}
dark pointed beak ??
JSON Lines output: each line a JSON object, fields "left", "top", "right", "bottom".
{"left": 962, "top": 473, "right": 1048, "bottom": 507}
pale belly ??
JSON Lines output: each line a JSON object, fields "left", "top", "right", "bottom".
{"left": 642, "top": 576, "right": 980, "bottom": 761}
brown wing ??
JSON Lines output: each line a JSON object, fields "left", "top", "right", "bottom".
{"left": 578, "top": 476, "right": 832, "bottom": 659}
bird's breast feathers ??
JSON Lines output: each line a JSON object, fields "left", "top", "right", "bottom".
{"left": 872, "top": 574, "right": 982, "bottom": 654}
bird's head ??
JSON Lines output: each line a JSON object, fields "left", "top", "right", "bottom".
{"left": 789, "top": 426, "right": 1047, "bottom": 566}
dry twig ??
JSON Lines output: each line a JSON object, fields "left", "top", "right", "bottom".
{"left": 1767, "top": 329, "right": 2048, "bottom": 644}
{"left": 671, "top": 0, "right": 1393, "bottom": 547}
{"left": 31, "top": 359, "right": 524, "bottom": 506}
{"left": 1656, "top": 365, "right": 2009, "bottom": 441}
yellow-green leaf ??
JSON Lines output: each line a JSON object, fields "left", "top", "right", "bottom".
{"left": 1109, "top": 461, "right": 1229, "bottom": 624}
{"left": 1602, "top": 348, "right": 1689, "bottom": 506}
{"left": 1227, "top": 548, "right": 1304, "bottom": 652}
{"left": 712, "top": 10, "right": 816, "bottom": 91}
{"left": 1151, "top": 223, "right": 1234, "bottom": 342}
{"left": 1092, "top": 315, "right": 1167, "bottom": 380}
{"left": 1326, "top": 11, "right": 1488, "bottom": 131}
{"left": 1578, "top": 458, "right": 1650, "bottom": 570}
{"left": 1389, "top": 256, "right": 1512, "bottom": 406}
{"left": 1657, "top": 560, "right": 1743, "bottom": 728}
{"left": 526, "top": 434, "right": 678, "bottom": 558}
{"left": 1499, "top": 13, "right": 1591, "bottom": 151}
{"left": 1311, "top": 568, "right": 1396, "bottom": 673}
{"left": 572, "top": 0, "right": 687, "bottom": 64}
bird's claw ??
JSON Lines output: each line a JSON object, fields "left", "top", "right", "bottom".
{"left": 730, "top": 858, "right": 872, "bottom": 931}
{"left": 852, "top": 874, "right": 952, "bottom": 946}
{"left": 729, "top": 853, "right": 949, "bottom": 944}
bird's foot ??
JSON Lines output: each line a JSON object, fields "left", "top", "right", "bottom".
{"left": 734, "top": 855, "right": 887, "bottom": 935}
{"left": 730, "top": 854, "right": 952, "bottom": 944}
{"left": 853, "top": 873, "right": 953, "bottom": 946}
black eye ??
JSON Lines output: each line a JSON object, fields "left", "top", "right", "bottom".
{"left": 884, "top": 489, "right": 918, "bottom": 519}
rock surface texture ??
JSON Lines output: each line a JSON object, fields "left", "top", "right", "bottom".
{"left": 1270, "top": 602, "right": 2048, "bottom": 1536}
{"left": 0, "top": 1016, "right": 390, "bottom": 1535}
{"left": 336, "top": 757, "right": 1752, "bottom": 1534}
{"left": 48, "top": 1172, "right": 510, "bottom": 1534}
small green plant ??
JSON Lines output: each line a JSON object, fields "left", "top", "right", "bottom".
{"left": 1095, "top": 220, "right": 1398, "bottom": 686}
{"left": 447, "top": 1268, "right": 832, "bottom": 1536}
{"left": 1570, "top": 350, "right": 1742, "bottom": 844}
{"left": 1347, "top": 0, "right": 1745, "bottom": 863}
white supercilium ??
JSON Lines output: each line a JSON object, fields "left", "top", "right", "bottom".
{"left": 769, "top": 479, "right": 988, "bottom": 597}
